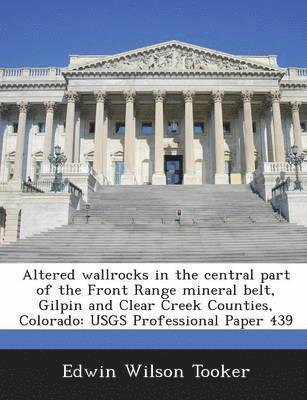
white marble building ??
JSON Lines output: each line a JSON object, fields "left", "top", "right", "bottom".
{"left": 0, "top": 40, "right": 306, "bottom": 189}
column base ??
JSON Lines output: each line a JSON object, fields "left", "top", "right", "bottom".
{"left": 120, "top": 172, "right": 136, "bottom": 185}
{"left": 244, "top": 172, "right": 254, "bottom": 184}
{"left": 152, "top": 173, "right": 166, "bottom": 185}
{"left": 230, "top": 173, "right": 242, "bottom": 184}
{"left": 183, "top": 173, "right": 198, "bottom": 185}
{"left": 214, "top": 173, "right": 228, "bottom": 184}
{"left": 8, "top": 179, "right": 22, "bottom": 191}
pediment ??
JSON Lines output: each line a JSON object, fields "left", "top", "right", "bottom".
{"left": 66, "top": 40, "right": 283, "bottom": 77}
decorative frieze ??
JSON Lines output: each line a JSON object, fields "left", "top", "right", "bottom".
{"left": 73, "top": 42, "right": 281, "bottom": 78}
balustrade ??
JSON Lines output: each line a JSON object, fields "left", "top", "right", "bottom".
{"left": 0, "top": 67, "right": 64, "bottom": 80}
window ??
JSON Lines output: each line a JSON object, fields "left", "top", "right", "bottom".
{"left": 167, "top": 121, "right": 179, "bottom": 135}
{"left": 12, "top": 122, "right": 18, "bottom": 134}
{"left": 89, "top": 121, "right": 95, "bottom": 134}
{"left": 223, "top": 122, "right": 231, "bottom": 135}
{"left": 115, "top": 122, "right": 125, "bottom": 135}
{"left": 252, "top": 122, "right": 257, "bottom": 133}
{"left": 301, "top": 122, "right": 306, "bottom": 132}
{"left": 141, "top": 122, "right": 153, "bottom": 135}
{"left": 38, "top": 122, "right": 45, "bottom": 134}
{"left": 194, "top": 122, "right": 204, "bottom": 135}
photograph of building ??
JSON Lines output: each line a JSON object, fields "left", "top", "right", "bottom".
{"left": 0, "top": 40, "right": 306, "bottom": 261}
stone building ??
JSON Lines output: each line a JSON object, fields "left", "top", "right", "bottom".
{"left": 0, "top": 40, "right": 307, "bottom": 244}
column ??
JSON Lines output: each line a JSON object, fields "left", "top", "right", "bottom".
{"left": 10, "top": 101, "right": 29, "bottom": 187}
{"left": 212, "top": 91, "right": 227, "bottom": 184}
{"left": 74, "top": 110, "right": 81, "bottom": 163}
{"left": 64, "top": 91, "right": 78, "bottom": 163}
{"left": 270, "top": 90, "right": 285, "bottom": 162}
{"left": 290, "top": 101, "right": 303, "bottom": 154}
{"left": 93, "top": 91, "right": 107, "bottom": 177}
{"left": 121, "top": 90, "right": 136, "bottom": 185}
{"left": 183, "top": 90, "right": 196, "bottom": 184}
{"left": 0, "top": 103, "right": 8, "bottom": 182}
{"left": 152, "top": 90, "right": 166, "bottom": 185}
{"left": 241, "top": 91, "right": 255, "bottom": 182}
{"left": 43, "top": 102, "right": 56, "bottom": 163}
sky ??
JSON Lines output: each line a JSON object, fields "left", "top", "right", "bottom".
{"left": 0, "top": 0, "right": 306, "bottom": 68}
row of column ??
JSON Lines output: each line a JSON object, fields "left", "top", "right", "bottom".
{"left": 1, "top": 90, "right": 304, "bottom": 186}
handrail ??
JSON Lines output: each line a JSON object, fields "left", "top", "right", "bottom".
{"left": 22, "top": 181, "right": 44, "bottom": 193}
{"left": 272, "top": 178, "right": 290, "bottom": 198}
{"left": 65, "top": 180, "right": 83, "bottom": 198}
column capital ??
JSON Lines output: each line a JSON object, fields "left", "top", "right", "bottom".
{"left": 124, "top": 90, "right": 136, "bottom": 103}
{"left": 65, "top": 91, "right": 79, "bottom": 103}
{"left": 0, "top": 103, "right": 8, "bottom": 115}
{"left": 17, "top": 101, "right": 29, "bottom": 113}
{"left": 44, "top": 101, "right": 56, "bottom": 113}
{"left": 241, "top": 90, "right": 253, "bottom": 103}
{"left": 183, "top": 90, "right": 195, "bottom": 103}
{"left": 289, "top": 101, "right": 301, "bottom": 112}
{"left": 95, "top": 90, "right": 107, "bottom": 103}
{"left": 211, "top": 90, "right": 224, "bottom": 103}
{"left": 153, "top": 90, "right": 166, "bottom": 103}
{"left": 269, "top": 90, "right": 281, "bottom": 103}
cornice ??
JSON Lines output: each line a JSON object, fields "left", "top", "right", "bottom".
{"left": 0, "top": 81, "right": 66, "bottom": 90}
{"left": 65, "top": 70, "right": 283, "bottom": 79}
{"left": 280, "top": 81, "right": 307, "bottom": 89}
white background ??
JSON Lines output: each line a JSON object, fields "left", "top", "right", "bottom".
{"left": 0, "top": 263, "right": 306, "bottom": 330}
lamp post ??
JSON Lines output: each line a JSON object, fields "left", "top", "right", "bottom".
{"left": 48, "top": 145, "right": 67, "bottom": 192}
{"left": 286, "top": 144, "right": 305, "bottom": 191}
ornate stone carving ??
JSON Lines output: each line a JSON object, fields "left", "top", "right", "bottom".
{"left": 183, "top": 90, "right": 195, "bottom": 103}
{"left": 95, "top": 90, "right": 107, "bottom": 103}
{"left": 124, "top": 90, "right": 136, "bottom": 103}
{"left": 44, "top": 101, "right": 56, "bottom": 112}
{"left": 211, "top": 91, "right": 224, "bottom": 103}
{"left": 65, "top": 91, "right": 79, "bottom": 103}
{"left": 17, "top": 101, "right": 29, "bottom": 113}
{"left": 241, "top": 90, "right": 253, "bottom": 102}
{"left": 77, "top": 45, "right": 267, "bottom": 75}
{"left": 269, "top": 90, "right": 281, "bottom": 103}
{"left": 290, "top": 101, "right": 301, "bottom": 112}
{"left": 153, "top": 90, "right": 166, "bottom": 103}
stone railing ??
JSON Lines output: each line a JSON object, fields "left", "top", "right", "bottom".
{"left": 41, "top": 162, "right": 91, "bottom": 174}
{"left": 283, "top": 67, "right": 307, "bottom": 80}
{"left": 261, "top": 162, "right": 307, "bottom": 174}
{"left": 0, "top": 67, "right": 64, "bottom": 80}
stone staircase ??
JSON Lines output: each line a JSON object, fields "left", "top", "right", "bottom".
{"left": 1, "top": 184, "right": 307, "bottom": 262}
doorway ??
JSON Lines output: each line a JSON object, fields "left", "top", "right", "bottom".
{"left": 164, "top": 155, "right": 183, "bottom": 184}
